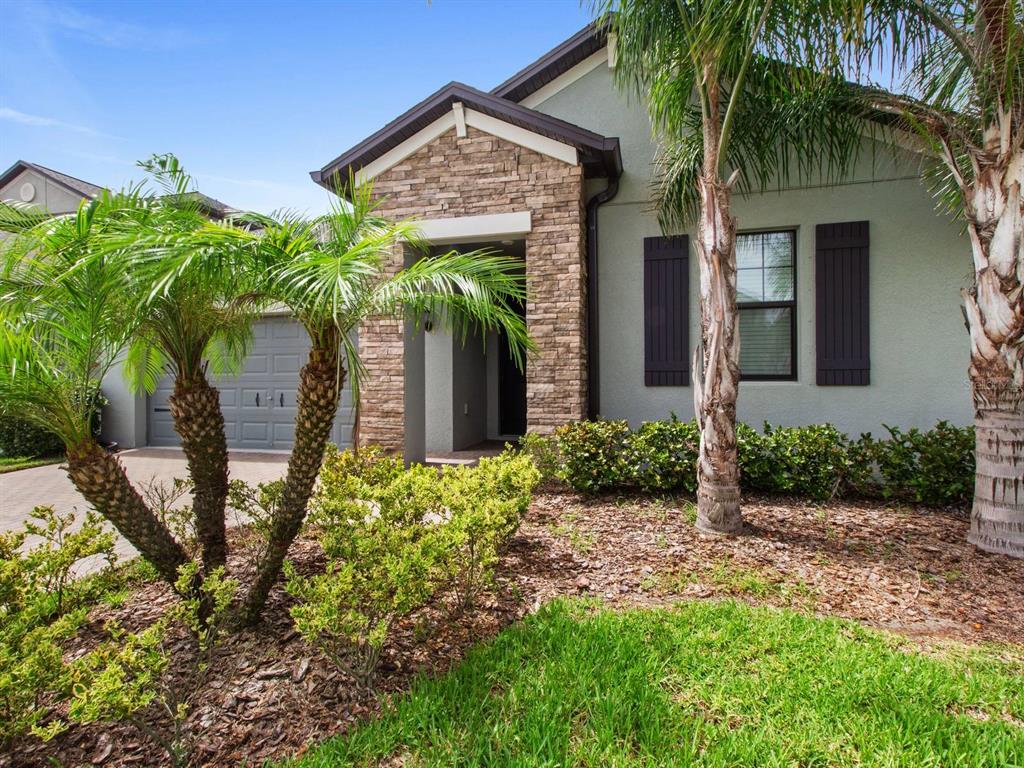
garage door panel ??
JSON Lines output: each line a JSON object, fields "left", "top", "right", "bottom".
{"left": 240, "top": 389, "right": 268, "bottom": 409}
{"left": 272, "top": 422, "right": 296, "bottom": 444}
{"left": 271, "top": 322, "right": 301, "bottom": 340}
{"left": 272, "top": 388, "right": 298, "bottom": 409}
{"left": 147, "top": 318, "right": 355, "bottom": 451}
{"left": 272, "top": 353, "right": 302, "bottom": 374}
{"left": 243, "top": 355, "right": 269, "bottom": 374}
{"left": 241, "top": 420, "right": 269, "bottom": 442}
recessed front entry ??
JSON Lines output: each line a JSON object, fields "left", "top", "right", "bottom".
{"left": 498, "top": 296, "right": 527, "bottom": 437}
{"left": 419, "top": 239, "right": 528, "bottom": 455}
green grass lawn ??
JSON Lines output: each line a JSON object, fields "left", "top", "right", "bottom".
{"left": 289, "top": 600, "right": 1023, "bottom": 767}
{"left": 0, "top": 453, "right": 63, "bottom": 473}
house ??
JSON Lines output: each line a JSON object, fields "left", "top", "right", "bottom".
{"left": 310, "top": 22, "right": 971, "bottom": 462}
{"left": 0, "top": 160, "right": 355, "bottom": 453}
{"left": 0, "top": 160, "right": 104, "bottom": 215}
{"left": 2, "top": 20, "right": 971, "bottom": 459}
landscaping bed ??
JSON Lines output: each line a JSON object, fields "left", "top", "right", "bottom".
{"left": 8, "top": 491, "right": 1022, "bottom": 768}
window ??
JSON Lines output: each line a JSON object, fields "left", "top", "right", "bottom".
{"left": 736, "top": 230, "right": 796, "bottom": 380}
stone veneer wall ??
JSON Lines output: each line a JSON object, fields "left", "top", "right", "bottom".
{"left": 359, "top": 125, "right": 588, "bottom": 451}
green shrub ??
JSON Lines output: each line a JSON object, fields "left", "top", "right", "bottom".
{"left": 738, "top": 423, "right": 855, "bottom": 501}
{"left": 629, "top": 416, "right": 700, "bottom": 494}
{"left": 554, "top": 419, "right": 632, "bottom": 493}
{"left": 0, "top": 389, "right": 106, "bottom": 458}
{"left": 438, "top": 453, "right": 539, "bottom": 612}
{"left": 0, "top": 417, "right": 63, "bottom": 458}
{"left": 226, "top": 477, "right": 284, "bottom": 558}
{"left": 866, "top": 421, "right": 975, "bottom": 507}
{"left": 0, "top": 506, "right": 118, "bottom": 747}
{"left": 318, "top": 445, "right": 405, "bottom": 495}
{"left": 542, "top": 417, "right": 974, "bottom": 508}
{"left": 291, "top": 452, "right": 539, "bottom": 686}
{"left": 0, "top": 502, "right": 235, "bottom": 762}
{"left": 68, "top": 564, "right": 237, "bottom": 767}
{"left": 287, "top": 465, "right": 446, "bottom": 687}
{"left": 518, "top": 432, "right": 560, "bottom": 482}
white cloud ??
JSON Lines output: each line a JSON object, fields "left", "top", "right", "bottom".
{"left": 0, "top": 107, "right": 121, "bottom": 139}
{"left": 23, "top": 3, "right": 205, "bottom": 51}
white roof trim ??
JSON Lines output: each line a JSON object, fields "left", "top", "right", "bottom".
{"left": 519, "top": 47, "right": 608, "bottom": 109}
{"left": 356, "top": 112, "right": 457, "bottom": 184}
{"left": 413, "top": 211, "right": 532, "bottom": 244}
{"left": 463, "top": 108, "right": 578, "bottom": 165}
{"left": 356, "top": 106, "right": 579, "bottom": 184}
{"left": 452, "top": 102, "right": 467, "bottom": 137}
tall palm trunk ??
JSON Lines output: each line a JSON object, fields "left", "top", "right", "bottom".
{"left": 960, "top": 138, "right": 1023, "bottom": 558}
{"left": 692, "top": 87, "right": 744, "bottom": 535}
{"left": 693, "top": 171, "right": 743, "bottom": 534}
{"left": 66, "top": 441, "right": 191, "bottom": 586}
{"left": 241, "top": 333, "right": 342, "bottom": 624}
{"left": 168, "top": 372, "right": 229, "bottom": 571}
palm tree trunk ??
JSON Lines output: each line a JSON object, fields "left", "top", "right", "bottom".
{"left": 240, "top": 336, "right": 342, "bottom": 624}
{"left": 968, "top": 372, "right": 1023, "bottom": 557}
{"left": 168, "top": 373, "right": 229, "bottom": 572}
{"left": 66, "top": 441, "right": 191, "bottom": 586}
{"left": 693, "top": 172, "right": 743, "bottom": 534}
{"left": 961, "top": 143, "right": 1023, "bottom": 558}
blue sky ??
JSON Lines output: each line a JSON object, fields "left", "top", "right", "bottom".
{"left": 1, "top": 0, "right": 592, "bottom": 213}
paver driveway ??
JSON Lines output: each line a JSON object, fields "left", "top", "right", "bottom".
{"left": 0, "top": 448, "right": 289, "bottom": 562}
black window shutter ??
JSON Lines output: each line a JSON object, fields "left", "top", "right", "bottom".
{"left": 644, "top": 235, "right": 689, "bottom": 387}
{"left": 815, "top": 221, "right": 870, "bottom": 385}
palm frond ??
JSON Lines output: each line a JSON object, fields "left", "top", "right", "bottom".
{"left": 370, "top": 249, "right": 534, "bottom": 369}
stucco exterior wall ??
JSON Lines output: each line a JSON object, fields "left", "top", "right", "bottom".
{"left": 0, "top": 168, "right": 84, "bottom": 215}
{"left": 360, "top": 125, "right": 588, "bottom": 451}
{"left": 530, "top": 62, "right": 972, "bottom": 436}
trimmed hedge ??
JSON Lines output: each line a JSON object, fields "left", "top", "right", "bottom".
{"left": 0, "top": 418, "right": 64, "bottom": 458}
{"left": 0, "top": 391, "right": 106, "bottom": 458}
{"left": 522, "top": 417, "right": 974, "bottom": 508}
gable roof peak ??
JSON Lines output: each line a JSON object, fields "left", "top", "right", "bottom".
{"left": 0, "top": 159, "right": 104, "bottom": 200}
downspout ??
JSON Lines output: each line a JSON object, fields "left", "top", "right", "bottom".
{"left": 585, "top": 170, "right": 620, "bottom": 420}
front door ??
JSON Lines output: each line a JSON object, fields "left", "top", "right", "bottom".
{"left": 498, "top": 301, "right": 527, "bottom": 436}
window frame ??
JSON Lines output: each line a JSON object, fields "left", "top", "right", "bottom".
{"left": 736, "top": 228, "right": 798, "bottom": 382}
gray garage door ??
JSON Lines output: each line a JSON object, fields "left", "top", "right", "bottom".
{"left": 148, "top": 317, "right": 355, "bottom": 450}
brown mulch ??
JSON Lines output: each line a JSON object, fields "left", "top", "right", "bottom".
{"left": 6, "top": 493, "right": 1022, "bottom": 768}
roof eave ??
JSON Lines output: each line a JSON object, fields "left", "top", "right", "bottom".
{"left": 312, "top": 82, "right": 622, "bottom": 192}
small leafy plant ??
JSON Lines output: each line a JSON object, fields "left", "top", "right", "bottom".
{"left": 554, "top": 419, "right": 632, "bottom": 493}
{"left": 0, "top": 506, "right": 119, "bottom": 747}
{"left": 286, "top": 465, "right": 445, "bottom": 688}
{"left": 68, "top": 563, "right": 238, "bottom": 767}
{"left": 288, "top": 449, "right": 539, "bottom": 687}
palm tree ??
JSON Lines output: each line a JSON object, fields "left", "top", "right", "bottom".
{"left": 0, "top": 194, "right": 192, "bottom": 586}
{"left": 197, "top": 180, "right": 532, "bottom": 624}
{"left": 600, "top": 0, "right": 864, "bottom": 532}
{"left": 842, "top": 0, "right": 1023, "bottom": 557}
{"left": 117, "top": 154, "right": 259, "bottom": 573}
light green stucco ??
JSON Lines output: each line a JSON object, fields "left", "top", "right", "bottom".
{"left": 530, "top": 62, "right": 972, "bottom": 436}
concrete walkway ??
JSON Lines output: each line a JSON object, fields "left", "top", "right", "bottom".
{"left": 0, "top": 448, "right": 289, "bottom": 562}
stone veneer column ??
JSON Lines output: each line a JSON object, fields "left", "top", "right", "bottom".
{"left": 357, "top": 126, "right": 587, "bottom": 450}
{"left": 523, "top": 166, "right": 588, "bottom": 433}
{"left": 356, "top": 243, "right": 406, "bottom": 452}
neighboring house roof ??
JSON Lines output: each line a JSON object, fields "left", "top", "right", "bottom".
{"left": 0, "top": 160, "right": 104, "bottom": 200}
{"left": 0, "top": 160, "right": 238, "bottom": 218}
{"left": 179, "top": 191, "right": 238, "bottom": 218}
{"left": 312, "top": 81, "right": 621, "bottom": 189}
{"left": 491, "top": 20, "right": 610, "bottom": 103}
